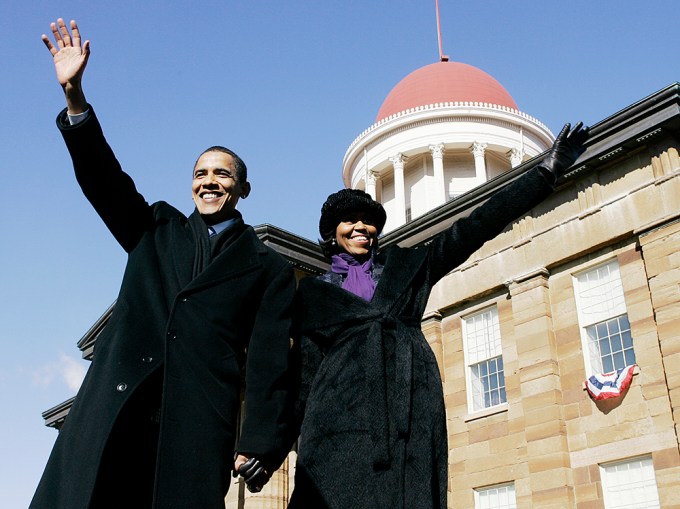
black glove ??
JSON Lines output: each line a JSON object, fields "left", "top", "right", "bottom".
{"left": 234, "top": 456, "right": 271, "bottom": 493}
{"left": 539, "top": 121, "right": 590, "bottom": 184}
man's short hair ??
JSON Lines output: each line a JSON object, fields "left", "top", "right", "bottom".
{"left": 195, "top": 146, "right": 248, "bottom": 182}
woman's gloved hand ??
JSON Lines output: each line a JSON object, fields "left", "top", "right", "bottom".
{"left": 539, "top": 121, "right": 590, "bottom": 184}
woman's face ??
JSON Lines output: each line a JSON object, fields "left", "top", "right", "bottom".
{"left": 335, "top": 210, "right": 378, "bottom": 258}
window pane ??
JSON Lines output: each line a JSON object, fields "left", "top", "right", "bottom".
{"left": 586, "top": 314, "right": 635, "bottom": 375}
{"left": 600, "top": 338, "right": 611, "bottom": 355}
{"left": 597, "top": 322, "right": 608, "bottom": 338}
{"left": 622, "top": 330, "right": 633, "bottom": 349}
{"left": 613, "top": 351, "right": 624, "bottom": 370}
{"left": 609, "top": 319, "right": 620, "bottom": 335}
{"left": 470, "top": 355, "right": 506, "bottom": 411}
{"left": 600, "top": 456, "right": 660, "bottom": 509}
{"left": 490, "top": 391, "right": 499, "bottom": 406}
{"left": 620, "top": 314, "right": 630, "bottom": 329}
{"left": 476, "top": 483, "right": 516, "bottom": 509}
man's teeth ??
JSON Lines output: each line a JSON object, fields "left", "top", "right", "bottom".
{"left": 203, "top": 193, "right": 219, "bottom": 199}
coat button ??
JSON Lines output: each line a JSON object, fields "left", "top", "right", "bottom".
{"left": 116, "top": 383, "right": 128, "bottom": 392}
{"left": 180, "top": 297, "right": 189, "bottom": 303}
{"left": 167, "top": 330, "right": 177, "bottom": 341}
{"left": 142, "top": 356, "right": 153, "bottom": 363}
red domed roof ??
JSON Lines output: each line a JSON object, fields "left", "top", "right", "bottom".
{"left": 376, "top": 61, "right": 518, "bottom": 122}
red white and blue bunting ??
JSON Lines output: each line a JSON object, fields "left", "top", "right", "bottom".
{"left": 585, "top": 364, "right": 637, "bottom": 401}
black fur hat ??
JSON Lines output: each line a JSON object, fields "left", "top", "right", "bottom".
{"left": 318, "top": 188, "right": 387, "bottom": 240}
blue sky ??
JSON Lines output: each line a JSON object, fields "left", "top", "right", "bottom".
{"left": 1, "top": 1, "right": 677, "bottom": 506}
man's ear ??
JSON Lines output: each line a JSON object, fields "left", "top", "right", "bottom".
{"left": 240, "top": 181, "right": 251, "bottom": 199}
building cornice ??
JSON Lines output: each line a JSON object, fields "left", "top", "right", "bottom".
{"left": 254, "top": 224, "right": 328, "bottom": 274}
{"left": 42, "top": 397, "right": 75, "bottom": 430}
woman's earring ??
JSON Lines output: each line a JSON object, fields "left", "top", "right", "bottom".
{"left": 331, "top": 238, "right": 337, "bottom": 247}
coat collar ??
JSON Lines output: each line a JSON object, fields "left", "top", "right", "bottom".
{"left": 186, "top": 227, "right": 265, "bottom": 293}
{"left": 297, "top": 244, "right": 427, "bottom": 333}
{"left": 171, "top": 215, "right": 265, "bottom": 295}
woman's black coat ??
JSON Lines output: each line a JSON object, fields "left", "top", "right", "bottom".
{"left": 290, "top": 167, "right": 554, "bottom": 509}
{"left": 30, "top": 109, "right": 296, "bottom": 509}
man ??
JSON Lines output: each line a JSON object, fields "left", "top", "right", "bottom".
{"left": 31, "top": 18, "right": 297, "bottom": 509}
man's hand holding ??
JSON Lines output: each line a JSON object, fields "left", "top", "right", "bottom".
{"left": 41, "top": 18, "right": 90, "bottom": 114}
{"left": 233, "top": 454, "right": 271, "bottom": 493}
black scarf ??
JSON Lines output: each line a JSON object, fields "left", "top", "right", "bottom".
{"left": 188, "top": 209, "right": 245, "bottom": 278}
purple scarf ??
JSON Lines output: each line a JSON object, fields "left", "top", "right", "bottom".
{"left": 331, "top": 253, "right": 376, "bottom": 301}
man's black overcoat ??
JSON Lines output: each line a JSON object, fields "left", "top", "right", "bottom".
{"left": 290, "top": 167, "right": 554, "bottom": 509}
{"left": 30, "top": 109, "right": 296, "bottom": 509}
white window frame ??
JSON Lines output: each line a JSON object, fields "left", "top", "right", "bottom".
{"left": 462, "top": 305, "right": 507, "bottom": 414}
{"left": 573, "top": 259, "right": 634, "bottom": 377}
{"left": 474, "top": 482, "right": 517, "bottom": 509}
{"left": 600, "top": 455, "right": 660, "bottom": 509}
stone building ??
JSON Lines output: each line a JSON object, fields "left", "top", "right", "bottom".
{"left": 43, "top": 61, "right": 680, "bottom": 508}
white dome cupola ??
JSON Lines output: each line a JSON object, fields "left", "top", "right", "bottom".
{"left": 342, "top": 60, "right": 555, "bottom": 233}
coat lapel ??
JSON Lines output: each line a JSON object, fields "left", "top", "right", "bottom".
{"left": 182, "top": 227, "right": 264, "bottom": 294}
{"left": 169, "top": 216, "right": 197, "bottom": 291}
{"left": 370, "top": 246, "right": 427, "bottom": 309}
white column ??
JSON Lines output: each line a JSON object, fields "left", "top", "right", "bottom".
{"left": 365, "top": 169, "right": 377, "bottom": 200}
{"left": 429, "top": 143, "right": 446, "bottom": 206}
{"left": 471, "top": 142, "right": 488, "bottom": 186}
{"left": 508, "top": 147, "right": 524, "bottom": 168}
{"left": 389, "top": 153, "right": 406, "bottom": 225}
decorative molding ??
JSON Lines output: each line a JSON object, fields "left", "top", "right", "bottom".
{"left": 598, "top": 147, "right": 624, "bottom": 161}
{"left": 347, "top": 101, "right": 552, "bottom": 152}
{"left": 389, "top": 153, "right": 406, "bottom": 168}
{"left": 470, "top": 141, "right": 488, "bottom": 158}
{"left": 503, "top": 267, "right": 550, "bottom": 293}
{"left": 508, "top": 147, "right": 524, "bottom": 167}
{"left": 429, "top": 143, "right": 445, "bottom": 159}
{"left": 353, "top": 114, "right": 547, "bottom": 156}
{"left": 365, "top": 168, "right": 378, "bottom": 185}
{"left": 636, "top": 128, "right": 663, "bottom": 143}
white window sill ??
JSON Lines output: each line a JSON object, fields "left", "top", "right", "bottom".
{"left": 464, "top": 403, "right": 509, "bottom": 422}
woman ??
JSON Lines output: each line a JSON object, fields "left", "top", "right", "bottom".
{"left": 289, "top": 123, "right": 589, "bottom": 508}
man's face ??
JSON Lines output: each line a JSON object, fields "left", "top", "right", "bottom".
{"left": 192, "top": 151, "right": 250, "bottom": 225}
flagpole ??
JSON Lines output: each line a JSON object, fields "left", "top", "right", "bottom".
{"left": 435, "top": 0, "right": 449, "bottom": 62}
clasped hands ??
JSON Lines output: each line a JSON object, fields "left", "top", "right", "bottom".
{"left": 233, "top": 453, "right": 271, "bottom": 493}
